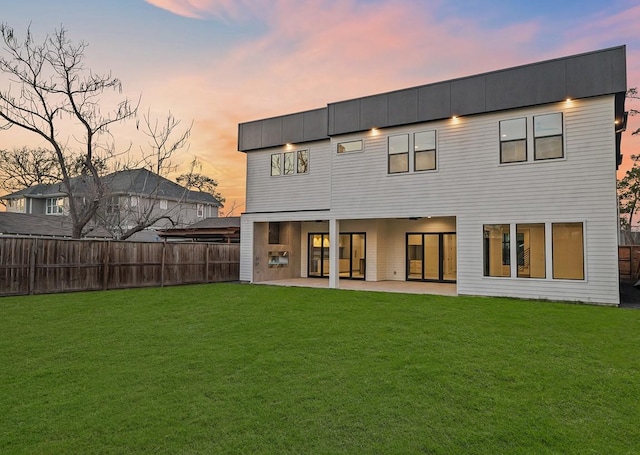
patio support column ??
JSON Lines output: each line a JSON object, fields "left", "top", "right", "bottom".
{"left": 329, "top": 218, "right": 340, "bottom": 289}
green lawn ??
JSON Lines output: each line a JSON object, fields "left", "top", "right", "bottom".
{"left": 1, "top": 283, "right": 638, "bottom": 454}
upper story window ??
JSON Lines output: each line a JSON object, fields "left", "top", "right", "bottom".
{"left": 500, "top": 118, "right": 527, "bottom": 163}
{"left": 46, "top": 197, "right": 64, "bottom": 215}
{"left": 160, "top": 199, "right": 168, "bottom": 210}
{"left": 271, "top": 150, "right": 309, "bottom": 176}
{"left": 106, "top": 196, "right": 120, "bottom": 214}
{"left": 534, "top": 113, "right": 563, "bottom": 160}
{"left": 414, "top": 131, "right": 437, "bottom": 171}
{"left": 130, "top": 196, "right": 138, "bottom": 207}
{"left": 388, "top": 134, "right": 409, "bottom": 174}
{"left": 499, "top": 112, "right": 564, "bottom": 165}
{"left": 197, "top": 203, "right": 204, "bottom": 217}
{"left": 337, "top": 140, "right": 363, "bottom": 154}
{"left": 9, "top": 198, "right": 25, "bottom": 212}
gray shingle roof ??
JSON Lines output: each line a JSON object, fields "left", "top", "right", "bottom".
{"left": 2, "top": 168, "right": 221, "bottom": 206}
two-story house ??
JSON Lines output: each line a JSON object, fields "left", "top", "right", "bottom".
{"left": 3, "top": 168, "right": 221, "bottom": 237}
{"left": 238, "top": 47, "right": 627, "bottom": 305}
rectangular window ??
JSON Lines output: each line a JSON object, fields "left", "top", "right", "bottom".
{"left": 414, "top": 131, "right": 436, "bottom": 171}
{"left": 268, "top": 222, "right": 281, "bottom": 244}
{"left": 284, "top": 152, "right": 295, "bottom": 175}
{"left": 160, "top": 199, "right": 168, "bottom": 210}
{"left": 197, "top": 204, "right": 204, "bottom": 217}
{"left": 500, "top": 118, "right": 527, "bottom": 163}
{"left": 271, "top": 153, "right": 281, "bottom": 176}
{"left": 130, "top": 196, "right": 138, "bottom": 207}
{"left": 552, "top": 222, "right": 584, "bottom": 279}
{"left": 516, "top": 223, "right": 545, "bottom": 278}
{"left": 483, "top": 224, "right": 511, "bottom": 277}
{"left": 388, "top": 134, "right": 409, "bottom": 174}
{"left": 297, "top": 150, "right": 309, "bottom": 174}
{"left": 46, "top": 197, "right": 64, "bottom": 215}
{"left": 534, "top": 113, "right": 563, "bottom": 160}
{"left": 337, "top": 140, "right": 363, "bottom": 153}
{"left": 106, "top": 196, "right": 120, "bottom": 214}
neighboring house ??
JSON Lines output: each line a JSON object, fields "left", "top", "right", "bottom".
{"left": 0, "top": 212, "right": 110, "bottom": 238}
{"left": 158, "top": 216, "right": 241, "bottom": 243}
{"left": 237, "top": 46, "right": 627, "bottom": 306}
{"left": 2, "top": 168, "right": 221, "bottom": 237}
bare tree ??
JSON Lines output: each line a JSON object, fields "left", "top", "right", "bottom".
{"left": 176, "top": 157, "right": 225, "bottom": 205}
{"left": 0, "top": 146, "right": 60, "bottom": 200}
{"left": 0, "top": 24, "right": 137, "bottom": 237}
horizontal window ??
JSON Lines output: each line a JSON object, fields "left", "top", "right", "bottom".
{"left": 271, "top": 150, "right": 309, "bottom": 176}
{"left": 337, "top": 140, "right": 363, "bottom": 154}
{"left": 484, "top": 222, "right": 583, "bottom": 281}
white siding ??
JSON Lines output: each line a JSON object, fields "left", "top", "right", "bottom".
{"left": 240, "top": 96, "right": 620, "bottom": 304}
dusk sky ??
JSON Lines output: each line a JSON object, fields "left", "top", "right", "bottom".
{"left": 2, "top": 0, "right": 639, "bottom": 213}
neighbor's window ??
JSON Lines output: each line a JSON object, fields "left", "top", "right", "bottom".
{"left": 552, "top": 222, "right": 584, "bottom": 279}
{"left": 500, "top": 118, "right": 527, "bottom": 163}
{"left": 106, "top": 196, "right": 120, "bottom": 215}
{"left": 46, "top": 197, "right": 64, "bottom": 215}
{"left": 284, "top": 152, "right": 295, "bottom": 175}
{"left": 297, "top": 150, "right": 309, "bottom": 174}
{"left": 160, "top": 199, "right": 168, "bottom": 210}
{"left": 483, "top": 224, "right": 511, "bottom": 277}
{"left": 197, "top": 204, "right": 204, "bottom": 217}
{"left": 271, "top": 153, "right": 281, "bottom": 176}
{"left": 534, "top": 113, "right": 563, "bottom": 160}
{"left": 130, "top": 196, "right": 138, "bottom": 207}
{"left": 337, "top": 140, "right": 363, "bottom": 153}
{"left": 388, "top": 134, "right": 409, "bottom": 173}
{"left": 10, "top": 198, "right": 25, "bottom": 212}
{"left": 516, "top": 223, "right": 545, "bottom": 278}
{"left": 268, "top": 222, "right": 281, "bottom": 244}
{"left": 414, "top": 131, "right": 436, "bottom": 171}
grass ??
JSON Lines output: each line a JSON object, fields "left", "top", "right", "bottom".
{"left": 1, "top": 283, "right": 639, "bottom": 454}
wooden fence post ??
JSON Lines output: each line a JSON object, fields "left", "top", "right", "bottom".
{"left": 28, "top": 238, "right": 37, "bottom": 295}
{"left": 103, "top": 241, "right": 110, "bottom": 290}
{"left": 205, "top": 243, "right": 210, "bottom": 283}
{"left": 161, "top": 240, "right": 166, "bottom": 287}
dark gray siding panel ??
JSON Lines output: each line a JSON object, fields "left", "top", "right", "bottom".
{"left": 360, "top": 95, "right": 388, "bottom": 129}
{"left": 388, "top": 89, "right": 418, "bottom": 125}
{"left": 486, "top": 60, "right": 566, "bottom": 111}
{"left": 329, "top": 99, "right": 361, "bottom": 135}
{"left": 418, "top": 82, "right": 451, "bottom": 121}
{"left": 451, "top": 77, "right": 486, "bottom": 116}
{"left": 240, "top": 46, "right": 626, "bottom": 149}
{"left": 261, "top": 117, "right": 283, "bottom": 148}
{"left": 239, "top": 121, "right": 263, "bottom": 151}
{"left": 566, "top": 52, "right": 614, "bottom": 99}
{"left": 303, "top": 108, "right": 328, "bottom": 142}
{"left": 282, "top": 113, "right": 305, "bottom": 144}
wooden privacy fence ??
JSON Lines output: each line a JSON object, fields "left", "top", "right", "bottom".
{"left": 0, "top": 237, "right": 240, "bottom": 296}
{"left": 619, "top": 245, "right": 640, "bottom": 282}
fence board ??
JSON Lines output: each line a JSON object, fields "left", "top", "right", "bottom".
{"left": 0, "top": 237, "right": 239, "bottom": 296}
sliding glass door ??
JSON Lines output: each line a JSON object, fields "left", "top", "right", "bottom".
{"left": 407, "top": 233, "right": 457, "bottom": 282}
{"left": 308, "top": 233, "right": 365, "bottom": 279}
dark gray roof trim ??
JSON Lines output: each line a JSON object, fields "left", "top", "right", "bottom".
{"left": 238, "top": 46, "right": 627, "bottom": 152}
{"left": 238, "top": 107, "right": 328, "bottom": 152}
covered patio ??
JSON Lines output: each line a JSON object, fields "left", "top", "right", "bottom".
{"left": 256, "top": 278, "right": 457, "bottom": 296}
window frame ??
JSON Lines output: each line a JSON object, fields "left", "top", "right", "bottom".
{"left": 414, "top": 130, "right": 437, "bottom": 172}
{"left": 534, "top": 112, "right": 564, "bottom": 161}
{"left": 46, "top": 197, "right": 64, "bottom": 215}
{"left": 388, "top": 134, "right": 409, "bottom": 174}
{"left": 271, "top": 153, "right": 282, "bottom": 176}
{"left": 296, "top": 150, "right": 309, "bottom": 174}
{"left": 337, "top": 140, "right": 363, "bottom": 154}
{"left": 499, "top": 117, "right": 527, "bottom": 164}
{"left": 551, "top": 222, "right": 584, "bottom": 280}
{"left": 268, "top": 222, "right": 281, "bottom": 245}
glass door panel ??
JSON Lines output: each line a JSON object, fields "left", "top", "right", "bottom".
{"left": 443, "top": 234, "right": 457, "bottom": 281}
{"left": 351, "top": 234, "right": 366, "bottom": 279}
{"left": 424, "top": 234, "right": 440, "bottom": 280}
{"left": 407, "top": 234, "right": 423, "bottom": 280}
{"left": 339, "top": 234, "right": 351, "bottom": 277}
{"left": 309, "top": 234, "right": 324, "bottom": 277}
